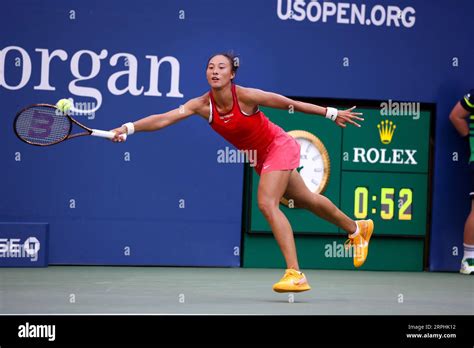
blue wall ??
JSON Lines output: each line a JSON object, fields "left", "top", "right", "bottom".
{"left": 1, "top": 0, "right": 473, "bottom": 269}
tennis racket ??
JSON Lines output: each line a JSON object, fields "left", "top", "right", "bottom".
{"left": 13, "top": 104, "right": 126, "bottom": 146}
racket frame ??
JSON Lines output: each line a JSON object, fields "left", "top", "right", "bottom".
{"left": 14, "top": 103, "right": 104, "bottom": 146}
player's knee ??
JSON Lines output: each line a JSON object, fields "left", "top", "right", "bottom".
{"left": 258, "top": 197, "right": 278, "bottom": 217}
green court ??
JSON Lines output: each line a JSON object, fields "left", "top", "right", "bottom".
{"left": 0, "top": 267, "right": 472, "bottom": 315}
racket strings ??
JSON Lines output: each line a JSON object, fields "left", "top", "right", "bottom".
{"left": 15, "top": 106, "right": 71, "bottom": 145}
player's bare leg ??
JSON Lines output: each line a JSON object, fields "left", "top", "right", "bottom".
{"left": 284, "top": 169, "right": 356, "bottom": 233}
{"left": 284, "top": 169, "right": 374, "bottom": 268}
{"left": 257, "top": 170, "right": 311, "bottom": 292}
{"left": 464, "top": 201, "right": 474, "bottom": 244}
{"left": 460, "top": 200, "right": 474, "bottom": 274}
{"left": 257, "top": 170, "right": 296, "bottom": 269}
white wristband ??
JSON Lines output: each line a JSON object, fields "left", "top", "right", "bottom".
{"left": 325, "top": 107, "right": 338, "bottom": 121}
{"left": 122, "top": 122, "right": 135, "bottom": 135}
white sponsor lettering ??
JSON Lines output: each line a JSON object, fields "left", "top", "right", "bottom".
{"left": 277, "top": 0, "right": 416, "bottom": 28}
{"left": 352, "top": 148, "right": 417, "bottom": 165}
{"left": 0, "top": 237, "right": 40, "bottom": 262}
{"left": 0, "top": 46, "right": 183, "bottom": 113}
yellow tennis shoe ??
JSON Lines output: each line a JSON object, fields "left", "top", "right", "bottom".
{"left": 272, "top": 269, "right": 311, "bottom": 293}
{"left": 345, "top": 219, "right": 374, "bottom": 268}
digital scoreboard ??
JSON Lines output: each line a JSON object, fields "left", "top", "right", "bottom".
{"left": 247, "top": 100, "right": 433, "bottom": 239}
{"left": 340, "top": 106, "right": 430, "bottom": 237}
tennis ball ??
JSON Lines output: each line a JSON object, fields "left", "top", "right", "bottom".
{"left": 56, "top": 98, "right": 72, "bottom": 114}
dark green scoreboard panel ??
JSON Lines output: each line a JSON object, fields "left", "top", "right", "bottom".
{"left": 243, "top": 102, "right": 432, "bottom": 271}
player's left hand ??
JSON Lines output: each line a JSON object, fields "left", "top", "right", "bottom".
{"left": 335, "top": 106, "right": 364, "bottom": 128}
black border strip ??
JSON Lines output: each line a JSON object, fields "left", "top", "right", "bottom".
{"left": 0, "top": 315, "right": 471, "bottom": 345}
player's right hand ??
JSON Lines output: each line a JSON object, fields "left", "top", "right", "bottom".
{"left": 110, "top": 126, "right": 127, "bottom": 142}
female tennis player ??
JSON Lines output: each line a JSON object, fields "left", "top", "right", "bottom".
{"left": 111, "top": 53, "right": 374, "bottom": 293}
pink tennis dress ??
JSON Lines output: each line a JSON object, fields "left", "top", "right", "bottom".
{"left": 209, "top": 84, "right": 300, "bottom": 175}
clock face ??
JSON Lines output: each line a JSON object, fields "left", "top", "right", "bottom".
{"left": 281, "top": 130, "right": 330, "bottom": 206}
{"left": 297, "top": 137, "right": 327, "bottom": 193}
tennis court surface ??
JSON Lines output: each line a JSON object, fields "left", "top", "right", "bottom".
{"left": 1, "top": 267, "right": 472, "bottom": 315}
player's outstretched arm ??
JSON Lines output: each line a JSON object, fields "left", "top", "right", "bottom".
{"left": 110, "top": 98, "right": 201, "bottom": 142}
{"left": 241, "top": 87, "right": 364, "bottom": 128}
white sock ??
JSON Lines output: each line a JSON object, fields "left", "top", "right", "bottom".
{"left": 350, "top": 222, "right": 360, "bottom": 238}
{"left": 463, "top": 243, "right": 474, "bottom": 260}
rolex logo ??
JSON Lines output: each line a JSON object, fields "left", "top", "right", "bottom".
{"left": 377, "top": 120, "right": 396, "bottom": 144}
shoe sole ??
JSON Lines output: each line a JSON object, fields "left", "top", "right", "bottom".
{"left": 273, "top": 286, "right": 311, "bottom": 293}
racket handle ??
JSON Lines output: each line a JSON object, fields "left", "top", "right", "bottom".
{"left": 91, "top": 129, "right": 127, "bottom": 141}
